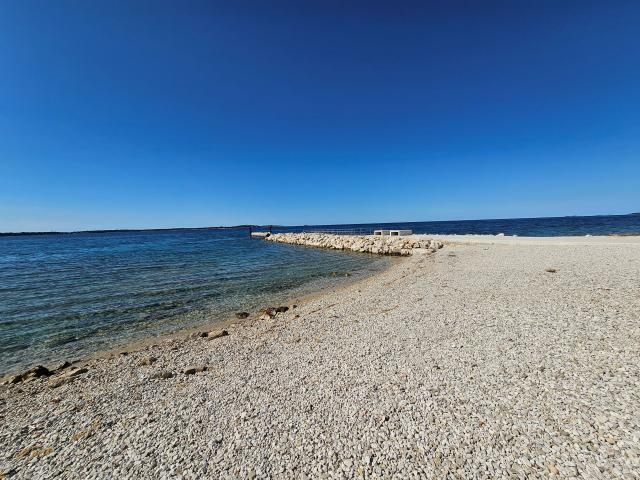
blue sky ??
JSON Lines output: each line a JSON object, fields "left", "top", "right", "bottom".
{"left": 1, "top": 1, "right": 639, "bottom": 231}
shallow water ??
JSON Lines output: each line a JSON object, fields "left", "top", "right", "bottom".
{"left": 0, "top": 230, "right": 391, "bottom": 375}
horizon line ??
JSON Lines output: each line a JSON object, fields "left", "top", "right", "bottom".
{"left": 1, "top": 212, "right": 638, "bottom": 236}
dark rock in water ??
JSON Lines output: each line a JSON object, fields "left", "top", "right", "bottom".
{"left": 275, "top": 306, "right": 289, "bottom": 313}
{"left": 184, "top": 366, "right": 208, "bottom": 375}
{"left": 153, "top": 371, "right": 174, "bottom": 379}
{"left": 207, "top": 330, "right": 228, "bottom": 340}
{"left": 235, "top": 312, "right": 250, "bottom": 319}
{"left": 139, "top": 356, "right": 157, "bottom": 366}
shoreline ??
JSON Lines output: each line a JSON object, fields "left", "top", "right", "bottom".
{"left": 1, "top": 248, "right": 403, "bottom": 382}
{"left": 83, "top": 253, "right": 403, "bottom": 367}
{"left": 4, "top": 232, "right": 637, "bottom": 381}
{"left": 2, "top": 235, "right": 639, "bottom": 478}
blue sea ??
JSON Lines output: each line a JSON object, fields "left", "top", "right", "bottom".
{"left": 1, "top": 214, "right": 639, "bottom": 375}
{"left": 292, "top": 214, "right": 640, "bottom": 237}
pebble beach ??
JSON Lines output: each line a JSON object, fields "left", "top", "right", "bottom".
{"left": 1, "top": 234, "right": 639, "bottom": 479}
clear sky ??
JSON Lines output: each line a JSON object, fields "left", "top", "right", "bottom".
{"left": 1, "top": 1, "right": 639, "bottom": 231}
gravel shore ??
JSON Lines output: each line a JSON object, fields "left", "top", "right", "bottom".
{"left": 1, "top": 236, "right": 639, "bottom": 479}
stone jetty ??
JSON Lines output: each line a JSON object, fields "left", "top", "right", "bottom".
{"left": 263, "top": 232, "right": 443, "bottom": 255}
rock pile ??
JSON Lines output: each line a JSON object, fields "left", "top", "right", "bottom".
{"left": 265, "top": 233, "right": 443, "bottom": 256}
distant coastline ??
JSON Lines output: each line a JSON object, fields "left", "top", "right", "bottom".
{"left": 2, "top": 213, "right": 640, "bottom": 236}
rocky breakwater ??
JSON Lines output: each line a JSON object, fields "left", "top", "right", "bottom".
{"left": 264, "top": 233, "right": 443, "bottom": 256}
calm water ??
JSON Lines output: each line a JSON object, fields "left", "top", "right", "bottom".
{"left": 287, "top": 214, "right": 640, "bottom": 237}
{"left": 1, "top": 214, "right": 639, "bottom": 375}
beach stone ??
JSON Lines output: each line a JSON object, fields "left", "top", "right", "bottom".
{"left": 49, "top": 366, "right": 89, "bottom": 387}
{"left": 189, "top": 331, "right": 208, "bottom": 339}
{"left": 16, "top": 445, "right": 53, "bottom": 459}
{"left": 184, "top": 366, "right": 207, "bottom": 375}
{"left": 11, "top": 365, "right": 52, "bottom": 383}
{"left": 207, "top": 330, "right": 228, "bottom": 340}
{"left": 153, "top": 370, "right": 174, "bottom": 379}
{"left": 26, "top": 365, "right": 52, "bottom": 379}
{"left": 235, "top": 312, "right": 250, "bottom": 319}
{"left": 275, "top": 306, "right": 289, "bottom": 313}
{"left": 66, "top": 367, "right": 88, "bottom": 377}
{"left": 259, "top": 307, "right": 277, "bottom": 320}
{"left": 139, "top": 356, "right": 157, "bottom": 366}
{"left": 48, "top": 378, "right": 67, "bottom": 389}
{"left": 49, "top": 377, "right": 67, "bottom": 388}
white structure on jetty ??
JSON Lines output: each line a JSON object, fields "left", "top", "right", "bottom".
{"left": 374, "top": 229, "right": 412, "bottom": 236}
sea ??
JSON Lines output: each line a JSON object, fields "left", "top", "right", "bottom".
{"left": 1, "top": 214, "right": 639, "bottom": 375}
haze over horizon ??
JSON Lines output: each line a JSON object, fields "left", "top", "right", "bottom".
{"left": 2, "top": 1, "right": 639, "bottom": 232}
